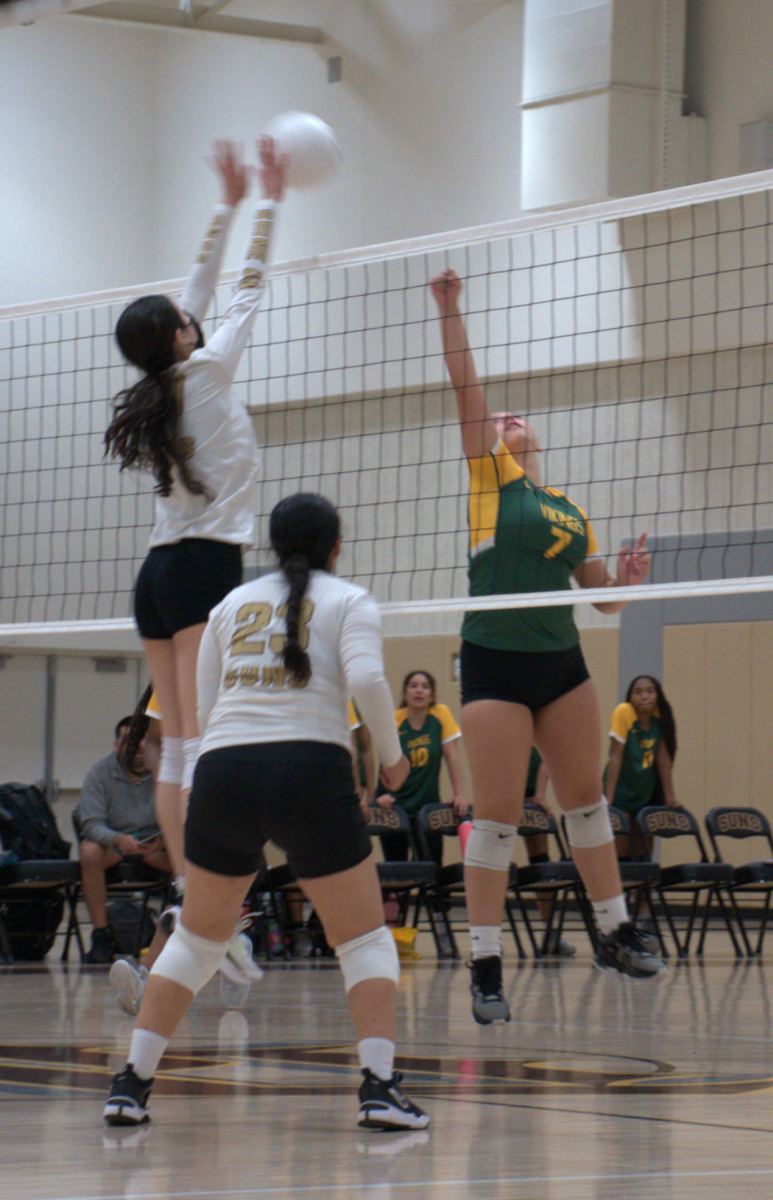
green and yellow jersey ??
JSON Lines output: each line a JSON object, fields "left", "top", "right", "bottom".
{"left": 525, "top": 747, "right": 542, "bottom": 798}
{"left": 605, "top": 702, "right": 662, "bottom": 813}
{"left": 381, "top": 703, "right": 461, "bottom": 817}
{"left": 462, "top": 439, "right": 600, "bottom": 653}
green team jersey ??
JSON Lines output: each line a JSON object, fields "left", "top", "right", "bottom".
{"left": 461, "top": 439, "right": 600, "bottom": 652}
{"left": 380, "top": 704, "right": 461, "bottom": 817}
{"left": 605, "top": 702, "right": 662, "bottom": 813}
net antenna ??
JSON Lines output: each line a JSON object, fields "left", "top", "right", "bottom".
{"left": 2, "top": 170, "right": 773, "bottom": 652}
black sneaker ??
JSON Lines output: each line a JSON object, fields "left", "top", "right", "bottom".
{"left": 357, "top": 1069, "right": 430, "bottom": 1131}
{"left": 103, "top": 1064, "right": 153, "bottom": 1126}
{"left": 468, "top": 955, "right": 510, "bottom": 1025}
{"left": 85, "top": 927, "right": 117, "bottom": 965}
{"left": 594, "top": 921, "right": 667, "bottom": 978}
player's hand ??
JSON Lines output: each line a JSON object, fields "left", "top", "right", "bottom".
{"left": 451, "top": 794, "right": 470, "bottom": 818}
{"left": 616, "top": 533, "right": 651, "bottom": 587}
{"left": 379, "top": 753, "right": 410, "bottom": 795}
{"left": 207, "top": 140, "right": 250, "bottom": 208}
{"left": 258, "top": 135, "right": 288, "bottom": 203}
{"left": 375, "top": 793, "right": 395, "bottom": 810}
{"left": 429, "top": 269, "right": 463, "bottom": 312}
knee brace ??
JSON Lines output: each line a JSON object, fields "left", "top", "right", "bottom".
{"left": 157, "top": 736, "right": 184, "bottom": 786}
{"left": 182, "top": 737, "right": 201, "bottom": 791}
{"left": 563, "top": 798, "right": 614, "bottom": 849}
{"left": 151, "top": 921, "right": 228, "bottom": 996}
{"left": 335, "top": 925, "right": 400, "bottom": 993}
{"left": 464, "top": 819, "right": 516, "bottom": 871}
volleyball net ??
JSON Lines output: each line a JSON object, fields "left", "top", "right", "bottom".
{"left": 2, "top": 171, "right": 773, "bottom": 649}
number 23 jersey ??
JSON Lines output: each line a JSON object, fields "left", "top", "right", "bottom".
{"left": 196, "top": 569, "right": 400, "bottom": 766}
{"left": 463, "top": 438, "right": 601, "bottom": 653}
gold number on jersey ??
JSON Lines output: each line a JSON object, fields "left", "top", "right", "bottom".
{"left": 544, "top": 525, "right": 573, "bottom": 560}
{"left": 641, "top": 749, "right": 654, "bottom": 770}
{"left": 231, "top": 603, "right": 273, "bottom": 655}
{"left": 410, "top": 746, "right": 429, "bottom": 769}
{"left": 230, "top": 600, "right": 315, "bottom": 657}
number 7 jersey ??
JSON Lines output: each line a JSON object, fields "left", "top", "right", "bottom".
{"left": 463, "top": 438, "right": 601, "bottom": 653}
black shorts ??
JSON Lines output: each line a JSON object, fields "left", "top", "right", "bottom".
{"left": 460, "top": 639, "right": 590, "bottom": 711}
{"left": 185, "top": 742, "right": 372, "bottom": 879}
{"left": 134, "top": 539, "right": 243, "bottom": 640}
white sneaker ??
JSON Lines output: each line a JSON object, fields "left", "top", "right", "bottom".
{"left": 219, "top": 929, "right": 264, "bottom": 985}
{"left": 110, "top": 959, "right": 149, "bottom": 1017}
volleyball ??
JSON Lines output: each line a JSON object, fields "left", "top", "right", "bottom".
{"left": 264, "top": 111, "right": 342, "bottom": 190}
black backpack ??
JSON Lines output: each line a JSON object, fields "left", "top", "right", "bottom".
{"left": 0, "top": 784, "right": 72, "bottom": 862}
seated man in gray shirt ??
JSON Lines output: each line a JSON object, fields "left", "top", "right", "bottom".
{"left": 78, "top": 716, "right": 171, "bottom": 963}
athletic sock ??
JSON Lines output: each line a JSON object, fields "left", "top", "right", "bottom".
{"left": 127, "top": 1028, "right": 168, "bottom": 1082}
{"left": 358, "top": 1037, "right": 395, "bottom": 1082}
{"left": 469, "top": 926, "right": 502, "bottom": 961}
{"left": 592, "top": 893, "right": 628, "bottom": 937}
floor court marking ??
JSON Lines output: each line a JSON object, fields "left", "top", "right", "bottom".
{"left": 51, "top": 1166, "right": 773, "bottom": 1200}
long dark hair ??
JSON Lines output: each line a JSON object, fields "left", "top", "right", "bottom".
{"left": 626, "top": 675, "right": 677, "bottom": 760}
{"left": 269, "top": 494, "right": 341, "bottom": 686}
{"left": 401, "top": 670, "right": 437, "bottom": 707}
{"left": 105, "top": 295, "right": 211, "bottom": 499}
{"left": 118, "top": 683, "right": 153, "bottom": 773}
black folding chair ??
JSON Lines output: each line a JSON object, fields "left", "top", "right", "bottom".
{"left": 510, "top": 802, "right": 594, "bottom": 957}
{"left": 635, "top": 806, "right": 742, "bottom": 958}
{"left": 0, "top": 859, "right": 82, "bottom": 963}
{"left": 705, "top": 807, "right": 773, "bottom": 957}
{"left": 64, "top": 808, "right": 172, "bottom": 961}
{"left": 607, "top": 806, "right": 666, "bottom": 955}
{"left": 366, "top": 805, "right": 448, "bottom": 958}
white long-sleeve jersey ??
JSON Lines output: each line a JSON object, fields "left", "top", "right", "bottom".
{"left": 148, "top": 200, "right": 277, "bottom": 549}
{"left": 196, "top": 569, "right": 402, "bottom": 770}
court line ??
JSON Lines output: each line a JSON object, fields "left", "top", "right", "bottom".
{"left": 53, "top": 1167, "right": 773, "bottom": 1200}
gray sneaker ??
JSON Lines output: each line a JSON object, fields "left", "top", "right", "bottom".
{"left": 468, "top": 955, "right": 510, "bottom": 1024}
{"left": 110, "top": 959, "right": 149, "bottom": 1017}
{"left": 546, "top": 932, "right": 576, "bottom": 957}
{"left": 594, "top": 922, "right": 667, "bottom": 978}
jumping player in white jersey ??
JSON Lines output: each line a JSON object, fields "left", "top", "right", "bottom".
{"left": 105, "top": 138, "right": 285, "bottom": 976}
{"left": 104, "top": 493, "right": 430, "bottom": 1133}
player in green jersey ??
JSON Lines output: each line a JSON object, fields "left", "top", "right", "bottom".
{"left": 605, "top": 674, "right": 679, "bottom": 835}
{"left": 430, "top": 268, "right": 665, "bottom": 1021}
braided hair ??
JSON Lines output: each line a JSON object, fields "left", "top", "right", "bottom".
{"left": 626, "top": 675, "right": 677, "bottom": 760}
{"left": 118, "top": 683, "right": 153, "bottom": 774}
{"left": 105, "top": 295, "right": 211, "bottom": 499}
{"left": 269, "top": 494, "right": 341, "bottom": 687}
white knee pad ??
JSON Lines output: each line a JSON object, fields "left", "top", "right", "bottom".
{"left": 335, "top": 925, "right": 400, "bottom": 993}
{"left": 182, "top": 737, "right": 201, "bottom": 791}
{"left": 465, "top": 819, "right": 516, "bottom": 871}
{"left": 157, "top": 736, "right": 184, "bottom": 786}
{"left": 564, "top": 797, "right": 614, "bottom": 849}
{"left": 151, "top": 921, "right": 228, "bottom": 996}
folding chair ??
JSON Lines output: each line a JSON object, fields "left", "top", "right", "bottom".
{"left": 510, "top": 802, "right": 594, "bottom": 957}
{"left": 366, "top": 805, "right": 448, "bottom": 958}
{"left": 705, "top": 807, "right": 773, "bottom": 957}
{"left": 64, "top": 809, "right": 172, "bottom": 961}
{"left": 607, "top": 806, "right": 666, "bottom": 955}
{"left": 635, "top": 806, "right": 742, "bottom": 958}
{"left": 0, "top": 859, "right": 82, "bottom": 963}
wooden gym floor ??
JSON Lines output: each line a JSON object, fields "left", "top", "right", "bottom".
{"left": 2, "top": 932, "right": 773, "bottom": 1199}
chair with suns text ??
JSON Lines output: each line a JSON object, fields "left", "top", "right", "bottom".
{"left": 509, "top": 802, "right": 595, "bottom": 957}
{"left": 607, "top": 806, "right": 666, "bottom": 956}
{"left": 635, "top": 806, "right": 742, "bottom": 958}
{"left": 366, "top": 805, "right": 449, "bottom": 958}
{"left": 705, "top": 807, "right": 773, "bottom": 957}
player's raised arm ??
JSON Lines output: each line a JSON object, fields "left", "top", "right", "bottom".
{"left": 429, "top": 269, "right": 498, "bottom": 460}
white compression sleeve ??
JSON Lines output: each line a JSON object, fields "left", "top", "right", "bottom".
{"left": 340, "top": 592, "right": 401, "bottom": 768}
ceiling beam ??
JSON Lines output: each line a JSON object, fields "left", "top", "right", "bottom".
{"left": 70, "top": 3, "right": 325, "bottom": 44}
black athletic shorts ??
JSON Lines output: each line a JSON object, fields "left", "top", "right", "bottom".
{"left": 134, "top": 539, "right": 243, "bottom": 640}
{"left": 185, "top": 741, "right": 372, "bottom": 879}
{"left": 460, "top": 639, "right": 590, "bottom": 711}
